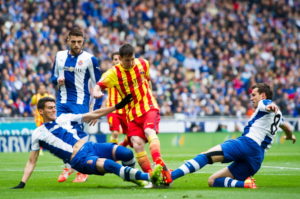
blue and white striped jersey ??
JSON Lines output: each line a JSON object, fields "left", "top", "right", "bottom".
{"left": 31, "top": 114, "right": 84, "bottom": 163}
{"left": 51, "top": 50, "right": 101, "bottom": 108}
{"left": 242, "top": 99, "right": 283, "bottom": 150}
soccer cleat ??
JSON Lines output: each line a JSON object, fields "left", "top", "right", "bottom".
{"left": 72, "top": 173, "right": 88, "bottom": 183}
{"left": 244, "top": 177, "right": 257, "bottom": 189}
{"left": 57, "top": 168, "right": 73, "bottom": 182}
{"left": 131, "top": 180, "right": 149, "bottom": 187}
{"left": 150, "top": 164, "right": 163, "bottom": 186}
{"left": 155, "top": 158, "right": 173, "bottom": 185}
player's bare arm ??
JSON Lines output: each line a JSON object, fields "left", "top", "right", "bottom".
{"left": 12, "top": 150, "right": 39, "bottom": 189}
{"left": 280, "top": 122, "right": 296, "bottom": 144}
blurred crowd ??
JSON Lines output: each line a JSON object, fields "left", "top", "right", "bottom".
{"left": 0, "top": 0, "right": 299, "bottom": 118}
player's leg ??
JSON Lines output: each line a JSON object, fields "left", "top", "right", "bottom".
{"left": 112, "top": 145, "right": 136, "bottom": 168}
{"left": 107, "top": 113, "right": 121, "bottom": 144}
{"left": 131, "top": 135, "right": 153, "bottom": 173}
{"left": 171, "top": 145, "right": 224, "bottom": 180}
{"left": 209, "top": 163, "right": 256, "bottom": 189}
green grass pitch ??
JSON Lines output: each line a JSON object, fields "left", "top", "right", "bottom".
{"left": 0, "top": 132, "right": 299, "bottom": 199}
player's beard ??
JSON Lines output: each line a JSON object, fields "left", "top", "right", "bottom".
{"left": 71, "top": 48, "right": 82, "bottom": 56}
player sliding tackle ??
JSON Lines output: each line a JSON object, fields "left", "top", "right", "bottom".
{"left": 12, "top": 96, "right": 163, "bottom": 189}
{"left": 169, "top": 83, "right": 296, "bottom": 188}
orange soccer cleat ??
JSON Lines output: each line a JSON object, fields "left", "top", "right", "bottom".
{"left": 72, "top": 172, "right": 89, "bottom": 183}
{"left": 57, "top": 168, "right": 73, "bottom": 182}
{"left": 244, "top": 177, "right": 257, "bottom": 189}
{"left": 155, "top": 158, "right": 173, "bottom": 185}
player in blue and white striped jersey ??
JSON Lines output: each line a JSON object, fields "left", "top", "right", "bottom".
{"left": 51, "top": 27, "right": 102, "bottom": 182}
{"left": 169, "top": 83, "right": 296, "bottom": 188}
{"left": 11, "top": 96, "right": 163, "bottom": 189}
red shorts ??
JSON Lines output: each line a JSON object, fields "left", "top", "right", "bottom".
{"left": 107, "top": 113, "right": 128, "bottom": 135}
{"left": 127, "top": 109, "right": 160, "bottom": 144}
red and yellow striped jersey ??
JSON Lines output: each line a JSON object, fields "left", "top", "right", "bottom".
{"left": 98, "top": 58, "right": 159, "bottom": 121}
{"left": 106, "top": 87, "right": 125, "bottom": 115}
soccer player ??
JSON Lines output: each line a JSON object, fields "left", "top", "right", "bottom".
{"left": 30, "top": 83, "right": 54, "bottom": 127}
{"left": 105, "top": 52, "right": 129, "bottom": 145}
{"left": 51, "top": 27, "right": 102, "bottom": 182}
{"left": 93, "top": 44, "right": 172, "bottom": 185}
{"left": 170, "top": 83, "right": 296, "bottom": 188}
{"left": 11, "top": 96, "right": 163, "bottom": 189}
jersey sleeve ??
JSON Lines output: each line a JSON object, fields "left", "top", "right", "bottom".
{"left": 257, "top": 99, "right": 273, "bottom": 112}
{"left": 97, "top": 69, "right": 117, "bottom": 90}
{"left": 89, "top": 56, "right": 103, "bottom": 110}
{"left": 51, "top": 55, "right": 58, "bottom": 86}
{"left": 57, "top": 113, "right": 84, "bottom": 124}
{"left": 144, "top": 59, "right": 150, "bottom": 81}
{"left": 31, "top": 129, "right": 40, "bottom": 151}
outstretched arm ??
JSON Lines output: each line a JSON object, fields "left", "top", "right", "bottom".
{"left": 280, "top": 122, "right": 296, "bottom": 144}
{"left": 12, "top": 150, "right": 40, "bottom": 189}
{"left": 82, "top": 94, "right": 132, "bottom": 123}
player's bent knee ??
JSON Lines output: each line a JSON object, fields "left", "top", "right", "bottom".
{"left": 115, "top": 145, "right": 134, "bottom": 161}
{"left": 96, "top": 158, "right": 106, "bottom": 173}
{"left": 208, "top": 176, "right": 215, "bottom": 187}
{"left": 204, "top": 151, "right": 224, "bottom": 164}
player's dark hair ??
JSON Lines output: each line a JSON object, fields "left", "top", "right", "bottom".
{"left": 68, "top": 27, "right": 84, "bottom": 38}
{"left": 119, "top": 44, "right": 134, "bottom": 57}
{"left": 111, "top": 52, "right": 120, "bottom": 60}
{"left": 37, "top": 97, "right": 56, "bottom": 110}
{"left": 252, "top": 83, "right": 273, "bottom": 99}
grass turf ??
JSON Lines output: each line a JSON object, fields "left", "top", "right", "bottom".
{"left": 0, "top": 132, "right": 299, "bottom": 199}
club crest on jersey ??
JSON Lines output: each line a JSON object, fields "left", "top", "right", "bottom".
{"left": 78, "top": 60, "right": 83, "bottom": 65}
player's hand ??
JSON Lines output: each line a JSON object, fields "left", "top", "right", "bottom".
{"left": 115, "top": 94, "right": 132, "bottom": 109}
{"left": 284, "top": 134, "right": 296, "bottom": 144}
{"left": 93, "top": 85, "right": 104, "bottom": 98}
{"left": 11, "top": 181, "right": 25, "bottom": 189}
{"left": 57, "top": 77, "right": 65, "bottom": 86}
{"left": 266, "top": 104, "right": 278, "bottom": 113}
{"left": 88, "top": 118, "right": 98, "bottom": 126}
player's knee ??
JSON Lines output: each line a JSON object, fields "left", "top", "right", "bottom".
{"left": 131, "top": 136, "right": 145, "bottom": 150}
{"left": 115, "top": 146, "right": 134, "bottom": 161}
{"left": 203, "top": 151, "right": 224, "bottom": 164}
{"left": 208, "top": 176, "right": 215, "bottom": 187}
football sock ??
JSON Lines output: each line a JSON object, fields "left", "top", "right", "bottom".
{"left": 103, "top": 159, "right": 149, "bottom": 181}
{"left": 119, "top": 137, "right": 129, "bottom": 147}
{"left": 147, "top": 134, "right": 161, "bottom": 163}
{"left": 171, "top": 154, "right": 209, "bottom": 180}
{"left": 136, "top": 151, "right": 152, "bottom": 173}
{"left": 115, "top": 146, "right": 135, "bottom": 167}
{"left": 109, "top": 136, "right": 118, "bottom": 144}
{"left": 213, "top": 177, "right": 244, "bottom": 188}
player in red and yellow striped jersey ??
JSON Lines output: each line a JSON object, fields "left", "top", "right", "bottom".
{"left": 106, "top": 52, "right": 129, "bottom": 145}
{"left": 93, "top": 44, "right": 172, "bottom": 185}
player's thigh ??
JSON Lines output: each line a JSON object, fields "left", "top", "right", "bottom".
{"left": 143, "top": 109, "right": 160, "bottom": 132}
{"left": 92, "top": 142, "right": 116, "bottom": 159}
{"left": 228, "top": 161, "right": 255, "bottom": 181}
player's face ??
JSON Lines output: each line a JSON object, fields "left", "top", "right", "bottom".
{"left": 40, "top": 102, "right": 56, "bottom": 122}
{"left": 112, "top": 54, "right": 120, "bottom": 65}
{"left": 250, "top": 88, "right": 265, "bottom": 108}
{"left": 68, "top": 35, "right": 84, "bottom": 56}
{"left": 120, "top": 54, "right": 135, "bottom": 69}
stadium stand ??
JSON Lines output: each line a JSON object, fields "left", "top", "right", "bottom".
{"left": 0, "top": 0, "right": 299, "bottom": 118}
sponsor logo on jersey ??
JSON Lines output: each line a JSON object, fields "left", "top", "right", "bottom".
{"left": 63, "top": 67, "right": 83, "bottom": 72}
{"left": 78, "top": 60, "right": 83, "bottom": 65}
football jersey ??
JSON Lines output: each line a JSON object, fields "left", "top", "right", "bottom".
{"left": 242, "top": 99, "right": 283, "bottom": 150}
{"left": 51, "top": 50, "right": 101, "bottom": 107}
{"left": 97, "top": 58, "right": 159, "bottom": 121}
{"left": 31, "top": 114, "right": 84, "bottom": 163}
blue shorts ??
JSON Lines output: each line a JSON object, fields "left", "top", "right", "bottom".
{"left": 221, "top": 136, "right": 264, "bottom": 180}
{"left": 70, "top": 142, "right": 115, "bottom": 175}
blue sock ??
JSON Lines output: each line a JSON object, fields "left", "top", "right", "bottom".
{"left": 213, "top": 177, "right": 244, "bottom": 188}
{"left": 103, "top": 159, "right": 149, "bottom": 181}
{"left": 171, "top": 154, "right": 208, "bottom": 180}
{"left": 115, "top": 146, "right": 136, "bottom": 167}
